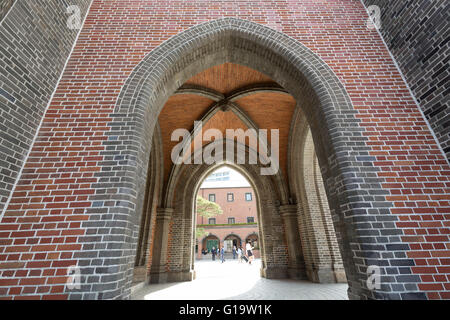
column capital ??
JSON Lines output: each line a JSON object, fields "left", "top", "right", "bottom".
{"left": 156, "top": 207, "right": 173, "bottom": 220}
{"left": 279, "top": 204, "right": 298, "bottom": 218}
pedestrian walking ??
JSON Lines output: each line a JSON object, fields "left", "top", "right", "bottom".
{"left": 237, "top": 246, "right": 242, "bottom": 263}
{"left": 220, "top": 247, "right": 225, "bottom": 263}
{"left": 211, "top": 246, "right": 216, "bottom": 261}
{"left": 232, "top": 245, "right": 236, "bottom": 259}
{"left": 246, "top": 241, "right": 254, "bottom": 265}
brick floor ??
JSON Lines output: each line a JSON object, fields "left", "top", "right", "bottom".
{"left": 131, "top": 259, "right": 348, "bottom": 300}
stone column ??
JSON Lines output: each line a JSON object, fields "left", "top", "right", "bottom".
{"left": 149, "top": 207, "right": 173, "bottom": 284}
{"left": 279, "top": 204, "right": 307, "bottom": 280}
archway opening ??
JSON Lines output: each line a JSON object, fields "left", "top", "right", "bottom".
{"left": 131, "top": 60, "right": 348, "bottom": 299}
{"left": 121, "top": 19, "right": 370, "bottom": 300}
{"left": 194, "top": 166, "right": 262, "bottom": 281}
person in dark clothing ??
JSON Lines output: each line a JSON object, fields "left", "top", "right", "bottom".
{"left": 211, "top": 247, "right": 216, "bottom": 261}
{"left": 246, "top": 241, "right": 254, "bottom": 265}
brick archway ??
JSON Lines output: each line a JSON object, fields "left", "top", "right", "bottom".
{"left": 201, "top": 234, "right": 220, "bottom": 252}
{"left": 102, "top": 17, "right": 372, "bottom": 299}
{"left": 288, "top": 110, "right": 347, "bottom": 284}
{"left": 132, "top": 123, "right": 164, "bottom": 284}
{"left": 0, "top": 17, "right": 416, "bottom": 300}
{"left": 223, "top": 233, "right": 242, "bottom": 244}
{"left": 0, "top": 2, "right": 448, "bottom": 301}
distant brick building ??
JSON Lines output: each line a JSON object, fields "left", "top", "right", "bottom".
{"left": 196, "top": 168, "right": 260, "bottom": 259}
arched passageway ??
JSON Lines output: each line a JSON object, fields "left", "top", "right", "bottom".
{"left": 1, "top": 0, "right": 448, "bottom": 302}
{"left": 67, "top": 18, "right": 405, "bottom": 300}
{"left": 202, "top": 235, "right": 220, "bottom": 254}
{"left": 224, "top": 234, "right": 242, "bottom": 250}
{"left": 194, "top": 166, "right": 259, "bottom": 262}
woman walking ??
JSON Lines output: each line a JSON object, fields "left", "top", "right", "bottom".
{"left": 246, "top": 241, "right": 254, "bottom": 265}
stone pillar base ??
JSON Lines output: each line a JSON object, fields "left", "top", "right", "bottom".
{"left": 149, "top": 268, "right": 195, "bottom": 284}
{"left": 287, "top": 266, "right": 308, "bottom": 280}
{"left": 334, "top": 269, "right": 347, "bottom": 283}
{"left": 167, "top": 270, "right": 195, "bottom": 282}
{"left": 262, "top": 267, "right": 288, "bottom": 279}
{"left": 307, "top": 266, "right": 346, "bottom": 283}
{"left": 148, "top": 271, "right": 168, "bottom": 284}
{"left": 133, "top": 266, "right": 147, "bottom": 283}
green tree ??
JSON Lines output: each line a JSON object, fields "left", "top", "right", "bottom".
{"left": 195, "top": 196, "right": 223, "bottom": 238}
{"left": 196, "top": 195, "right": 223, "bottom": 219}
{"left": 195, "top": 227, "right": 209, "bottom": 239}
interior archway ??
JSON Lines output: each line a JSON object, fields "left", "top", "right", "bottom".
{"left": 201, "top": 234, "right": 220, "bottom": 254}
{"left": 157, "top": 140, "right": 291, "bottom": 282}
{"left": 224, "top": 234, "right": 242, "bottom": 249}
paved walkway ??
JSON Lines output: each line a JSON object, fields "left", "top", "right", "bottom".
{"left": 131, "top": 259, "right": 348, "bottom": 300}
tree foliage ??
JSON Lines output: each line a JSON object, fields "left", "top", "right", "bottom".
{"left": 195, "top": 196, "right": 223, "bottom": 239}
{"left": 196, "top": 195, "right": 223, "bottom": 218}
{"left": 195, "top": 227, "right": 209, "bottom": 239}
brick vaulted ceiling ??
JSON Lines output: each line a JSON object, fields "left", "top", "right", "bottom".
{"left": 158, "top": 63, "right": 297, "bottom": 186}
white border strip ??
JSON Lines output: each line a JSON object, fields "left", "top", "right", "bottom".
{"left": 359, "top": 0, "right": 449, "bottom": 166}
{"left": 0, "top": 0, "right": 95, "bottom": 220}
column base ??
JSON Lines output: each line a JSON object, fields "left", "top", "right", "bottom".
{"left": 334, "top": 269, "right": 347, "bottom": 283}
{"left": 261, "top": 266, "right": 288, "bottom": 279}
{"left": 133, "top": 266, "right": 147, "bottom": 283}
{"left": 306, "top": 266, "right": 347, "bottom": 283}
{"left": 148, "top": 271, "right": 168, "bottom": 284}
{"left": 287, "top": 266, "right": 308, "bottom": 280}
{"left": 149, "top": 268, "right": 195, "bottom": 284}
{"left": 167, "top": 270, "right": 195, "bottom": 282}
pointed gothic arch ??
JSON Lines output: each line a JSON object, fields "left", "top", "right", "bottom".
{"left": 79, "top": 18, "right": 397, "bottom": 300}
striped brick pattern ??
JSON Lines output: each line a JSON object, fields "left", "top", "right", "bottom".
{"left": 0, "top": 0, "right": 448, "bottom": 300}
{"left": 0, "top": 0, "right": 91, "bottom": 213}
{"left": 362, "top": 0, "right": 450, "bottom": 161}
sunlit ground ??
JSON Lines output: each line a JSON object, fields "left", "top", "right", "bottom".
{"left": 131, "top": 258, "right": 348, "bottom": 300}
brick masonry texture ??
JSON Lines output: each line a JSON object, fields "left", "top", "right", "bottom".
{"left": 0, "top": 0, "right": 15, "bottom": 22}
{"left": 362, "top": 0, "right": 450, "bottom": 161}
{"left": 197, "top": 187, "right": 258, "bottom": 226}
{"left": 0, "top": 0, "right": 448, "bottom": 300}
{"left": 0, "top": 0, "right": 91, "bottom": 213}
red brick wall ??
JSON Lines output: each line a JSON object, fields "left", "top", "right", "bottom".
{"left": 196, "top": 186, "right": 259, "bottom": 259}
{"left": 0, "top": 0, "right": 449, "bottom": 299}
{"left": 197, "top": 187, "right": 257, "bottom": 225}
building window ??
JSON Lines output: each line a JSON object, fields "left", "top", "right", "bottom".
{"left": 227, "top": 193, "right": 234, "bottom": 202}
{"left": 208, "top": 218, "right": 216, "bottom": 225}
{"left": 228, "top": 217, "right": 235, "bottom": 224}
{"left": 245, "top": 192, "right": 252, "bottom": 201}
{"left": 208, "top": 194, "right": 216, "bottom": 202}
{"left": 247, "top": 217, "right": 254, "bottom": 223}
